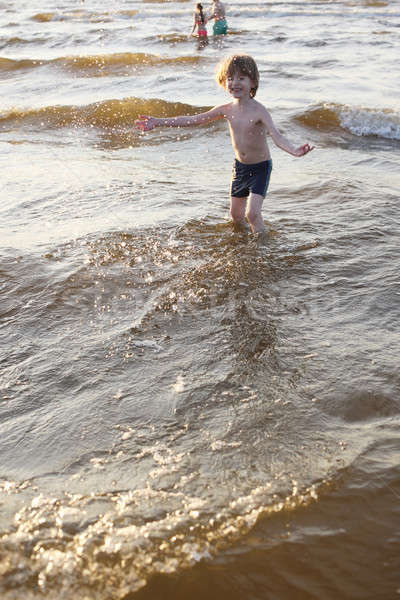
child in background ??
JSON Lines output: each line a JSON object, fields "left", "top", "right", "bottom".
{"left": 191, "top": 3, "right": 208, "bottom": 45}
{"left": 208, "top": 0, "right": 228, "bottom": 36}
{"left": 135, "top": 55, "right": 314, "bottom": 236}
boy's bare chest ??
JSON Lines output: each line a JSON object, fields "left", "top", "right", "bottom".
{"left": 229, "top": 113, "right": 264, "bottom": 137}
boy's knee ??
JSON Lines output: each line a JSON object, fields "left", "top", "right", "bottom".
{"left": 245, "top": 207, "right": 258, "bottom": 225}
{"left": 230, "top": 206, "right": 243, "bottom": 222}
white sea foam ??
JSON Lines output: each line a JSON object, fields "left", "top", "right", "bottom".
{"left": 338, "top": 105, "right": 400, "bottom": 140}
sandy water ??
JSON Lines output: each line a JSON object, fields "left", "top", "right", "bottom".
{"left": 1, "top": 0, "right": 400, "bottom": 598}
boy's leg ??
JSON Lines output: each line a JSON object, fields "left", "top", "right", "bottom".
{"left": 230, "top": 195, "right": 248, "bottom": 230}
{"left": 246, "top": 192, "right": 266, "bottom": 233}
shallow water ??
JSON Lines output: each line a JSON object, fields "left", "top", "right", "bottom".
{"left": 1, "top": 0, "right": 400, "bottom": 598}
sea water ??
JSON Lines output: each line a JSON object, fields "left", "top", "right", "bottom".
{"left": 1, "top": 1, "right": 400, "bottom": 598}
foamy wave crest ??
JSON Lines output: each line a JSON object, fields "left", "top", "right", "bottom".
{"left": 297, "top": 102, "right": 400, "bottom": 140}
{"left": 338, "top": 105, "right": 400, "bottom": 140}
{"left": 0, "top": 98, "right": 210, "bottom": 131}
{"left": 0, "top": 481, "right": 322, "bottom": 600}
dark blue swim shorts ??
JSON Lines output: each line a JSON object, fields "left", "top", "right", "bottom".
{"left": 230, "top": 159, "right": 273, "bottom": 198}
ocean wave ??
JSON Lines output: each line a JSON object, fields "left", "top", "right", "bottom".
{"left": 0, "top": 56, "right": 43, "bottom": 72}
{"left": 143, "top": 0, "right": 189, "bottom": 3}
{"left": 0, "top": 479, "right": 322, "bottom": 600}
{"left": 31, "top": 10, "right": 111, "bottom": 22}
{"left": 29, "top": 8, "right": 139, "bottom": 24}
{"left": 31, "top": 12, "right": 56, "bottom": 22}
{"left": 0, "top": 52, "right": 202, "bottom": 76}
{"left": 297, "top": 102, "right": 400, "bottom": 140}
{"left": 0, "top": 36, "right": 49, "bottom": 49}
{"left": 153, "top": 29, "right": 242, "bottom": 44}
{"left": 0, "top": 97, "right": 210, "bottom": 131}
{"left": 153, "top": 32, "right": 190, "bottom": 44}
{"left": 61, "top": 52, "right": 201, "bottom": 74}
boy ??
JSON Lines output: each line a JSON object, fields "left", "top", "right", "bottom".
{"left": 135, "top": 54, "right": 314, "bottom": 235}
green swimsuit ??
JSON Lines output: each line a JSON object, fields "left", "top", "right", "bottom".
{"left": 213, "top": 18, "right": 228, "bottom": 35}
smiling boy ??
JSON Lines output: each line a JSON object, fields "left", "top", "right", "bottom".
{"left": 135, "top": 55, "right": 314, "bottom": 234}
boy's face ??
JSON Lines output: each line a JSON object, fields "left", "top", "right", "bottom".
{"left": 226, "top": 69, "right": 254, "bottom": 99}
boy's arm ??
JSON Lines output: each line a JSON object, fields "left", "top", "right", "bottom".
{"left": 263, "top": 108, "right": 314, "bottom": 157}
{"left": 135, "top": 105, "right": 226, "bottom": 132}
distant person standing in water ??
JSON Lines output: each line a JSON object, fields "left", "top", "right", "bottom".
{"left": 135, "top": 55, "right": 314, "bottom": 237}
{"left": 191, "top": 3, "right": 208, "bottom": 45}
{"left": 208, "top": 0, "right": 228, "bottom": 36}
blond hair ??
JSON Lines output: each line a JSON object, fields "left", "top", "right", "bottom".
{"left": 216, "top": 54, "right": 259, "bottom": 98}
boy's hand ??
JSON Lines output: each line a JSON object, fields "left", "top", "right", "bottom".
{"left": 294, "top": 143, "right": 315, "bottom": 157}
{"left": 135, "top": 115, "right": 158, "bottom": 131}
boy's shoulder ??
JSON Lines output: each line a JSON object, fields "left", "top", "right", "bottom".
{"left": 212, "top": 101, "right": 235, "bottom": 115}
{"left": 250, "top": 99, "right": 273, "bottom": 122}
{"left": 251, "top": 98, "right": 269, "bottom": 112}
